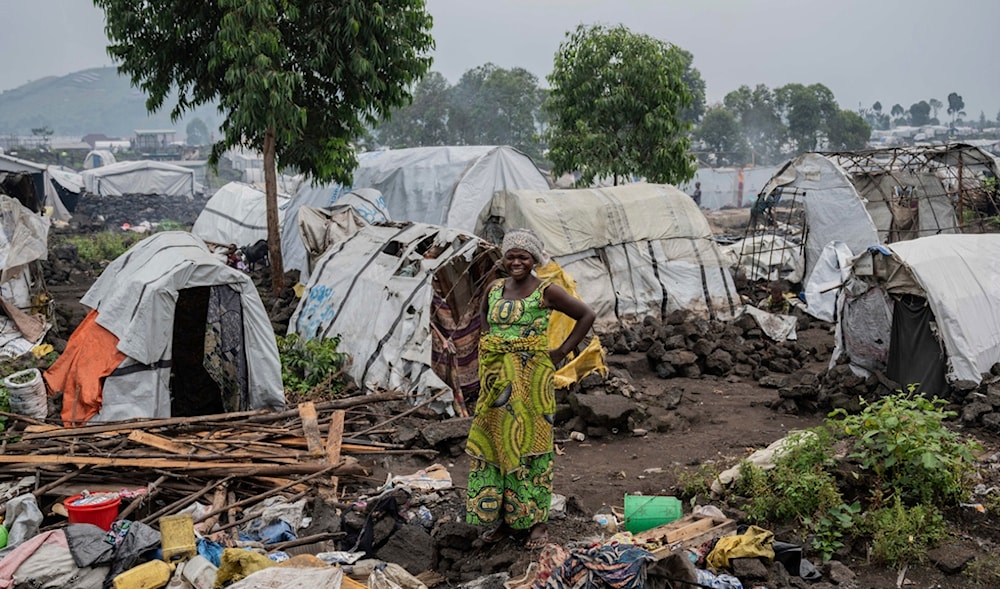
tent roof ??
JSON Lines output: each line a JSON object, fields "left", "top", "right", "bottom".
{"left": 476, "top": 183, "right": 712, "bottom": 257}
{"left": 193, "top": 181, "right": 290, "bottom": 247}
{"left": 350, "top": 145, "right": 549, "bottom": 231}
{"left": 290, "top": 221, "right": 494, "bottom": 409}
{"left": 80, "top": 160, "right": 194, "bottom": 178}
{"left": 80, "top": 231, "right": 283, "bottom": 409}
{"left": 883, "top": 234, "right": 1000, "bottom": 383}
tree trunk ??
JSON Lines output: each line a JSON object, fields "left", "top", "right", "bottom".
{"left": 263, "top": 127, "right": 285, "bottom": 295}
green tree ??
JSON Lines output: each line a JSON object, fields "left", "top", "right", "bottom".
{"left": 928, "top": 98, "right": 942, "bottom": 122}
{"left": 827, "top": 110, "right": 871, "bottom": 151}
{"left": 185, "top": 117, "right": 210, "bottom": 146}
{"left": 446, "top": 64, "right": 546, "bottom": 159}
{"left": 947, "top": 92, "right": 965, "bottom": 123}
{"left": 909, "top": 101, "right": 931, "bottom": 126}
{"left": 545, "top": 24, "right": 695, "bottom": 186}
{"left": 96, "top": 0, "right": 434, "bottom": 291}
{"left": 675, "top": 48, "right": 706, "bottom": 123}
{"left": 774, "top": 83, "right": 838, "bottom": 153}
{"left": 376, "top": 71, "right": 452, "bottom": 148}
{"left": 722, "top": 85, "right": 785, "bottom": 163}
{"left": 695, "top": 106, "right": 749, "bottom": 165}
{"left": 890, "top": 103, "right": 906, "bottom": 126}
{"left": 979, "top": 110, "right": 988, "bottom": 130}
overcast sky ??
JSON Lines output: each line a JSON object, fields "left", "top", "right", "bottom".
{"left": 4, "top": 0, "right": 999, "bottom": 119}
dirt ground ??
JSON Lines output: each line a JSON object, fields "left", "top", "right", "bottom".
{"left": 39, "top": 224, "right": 1000, "bottom": 588}
{"left": 372, "top": 324, "right": 1000, "bottom": 587}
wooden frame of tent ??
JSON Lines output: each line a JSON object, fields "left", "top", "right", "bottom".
{"left": 738, "top": 143, "right": 1000, "bottom": 284}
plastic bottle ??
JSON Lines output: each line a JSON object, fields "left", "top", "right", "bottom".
{"left": 181, "top": 555, "right": 218, "bottom": 589}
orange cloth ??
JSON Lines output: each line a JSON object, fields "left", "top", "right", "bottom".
{"left": 43, "top": 310, "right": 126, "bottom": 426}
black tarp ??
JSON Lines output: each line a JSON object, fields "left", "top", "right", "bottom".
{"left": 887, "top": 294, "right": 947, "bottom": 395}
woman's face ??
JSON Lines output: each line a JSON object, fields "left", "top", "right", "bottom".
{"left": 503, "top": 248, "right": 535, "bottom": 279}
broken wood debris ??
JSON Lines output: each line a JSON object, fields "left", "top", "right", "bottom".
{"left": 0, "top": 393, "right": 436, "bottom": 535}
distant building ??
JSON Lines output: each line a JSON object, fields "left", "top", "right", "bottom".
{"left": 133, "top": 129, "right": 178, "bottom": 153}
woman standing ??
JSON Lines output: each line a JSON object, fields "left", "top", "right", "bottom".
{"left": 466, "top": 229, "right": 596, "bottom": 548}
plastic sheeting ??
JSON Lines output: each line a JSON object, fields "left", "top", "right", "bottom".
{"left": 289, "top": 223, "right": 496, "bottom": 411}
{"left": 80, "top": 160, "right": 201, "bottom": 197}
{"left": 352, "top": 146, "right": 549, "bottom": 231}
{"left": 476, "top": 184, "right": 739, "bottom": 330}
{"left": 280, "top": 187, "right": 388, "bottom": 278}
{"left": 77, "top": 232, "right": 284, "bottom": 420}
{"left": 678, "top": 165, "right": 782, "bottom": 210}
{"left": 803, "top": 241, "right": 854, "bottom": 322}
{"left": 0, "top": 154, "right": 72, "bottom": 221}
{"left": 192, "top": 182, "right": 290, "bottom": 248}
{"left": 885, "top": 235, "right": 1000, "bottom": 383}
{"left": 723, "top": 234, "right": 803, "bottom": 283}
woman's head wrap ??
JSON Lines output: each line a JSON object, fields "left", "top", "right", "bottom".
{"left": 502, "top": 228, "right": 547, "bottom": 265}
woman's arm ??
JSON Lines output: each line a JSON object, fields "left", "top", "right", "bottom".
{"left": 543, "top": 284, "right": 596, "bottom": 365}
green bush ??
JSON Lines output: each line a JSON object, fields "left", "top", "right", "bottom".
{"left": 62, "top": 231, "right": 143, "bottom": 263}
{"left": 830, "top": 394, "right": 978, "bottom": 507}
{"left": 864, "top": 498, "right": 946, "bottom": 566}
{"left": 276, "top": 334, "right": 351, "bottom": 399}
{"left": 719, "top": 393, "right": 977, "bottom": 566}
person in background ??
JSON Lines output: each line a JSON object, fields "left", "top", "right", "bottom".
{"left": 466, "top": 228, "right": 596, "bottom": 549}
{"left": 691, "top": 182, "right": 702, "bottom": 207}
{"left": 760, "top": 281, "right": 793, "bottom": 314}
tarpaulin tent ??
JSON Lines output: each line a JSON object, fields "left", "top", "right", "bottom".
{"left": 192, "top": 181, "right": 291, "bottom": 248}
{"left": 83, "top": 150, "right": 117, "bottom": 170}
{"left": 755, "top": 144, "right": 999, "bottom": 286}
{"left": 346, "top": 146, "right": 549, "bottom": 231}
{"left": 832, "top": 234, "right": 1000, "bottom": 390}
{"left": 0, "top": 153, "right": 72, "bottom": 220}
{"left": 288, "top": 222, "right": 499, "bottom": 415}
{"left": 44, "top": 232, "right": 284, "bottom": 425}
{"left": 679, "top": 165, "right": 782, "bottom": 210}
{"left": 476, "top": 183, "right": 740, "bottom": 331}
{"left": 81, "top": 160, "right": 202, "bottom": 197}
{"left": 0, "top": 195, "right": 51, "bottom": 359}
{"left": 280, "top": 186, "right": 389, "bottom": 278}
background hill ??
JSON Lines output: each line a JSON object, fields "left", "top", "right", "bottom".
{"left": 0, "top": 66, "right": 221, "bottom": 139}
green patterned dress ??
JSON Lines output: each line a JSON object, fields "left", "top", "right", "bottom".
{"left": 466, "top": 279, "right": 555, "bottom": 530}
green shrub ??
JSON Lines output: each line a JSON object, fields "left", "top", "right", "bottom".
{"left": 830, "top": 394, "right": 978, "bottom": 507}
{"left": 63, "top": 231, "right": 143, "bottom": 263}
{"left": 864, "top": 498, "right": 946, "bottom": 566}
{"left": 276, "top": 334, "right": 351, "bottom": 399}
{"left": 718, "top": 394, "right": 976, "bottom": 566}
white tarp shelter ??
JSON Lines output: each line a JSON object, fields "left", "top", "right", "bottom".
{"left": 0, "top": 195, "right": 51, "bottom": 358}
{"left": 192, "top": 182, "right": 291, "bottom": 248}
{"left": 679, "top": 165, "right": 782, "bottom": 210}
{"left": 834, "top": 234, "right": 1000, "bottom": 390}
{"left": 476, "top": 184, "right": 740, "bottom": 330}
{"left": 45, "top": 232, "right": 284, "bottom": 423}
{"left": 289, "top": 222, "right": 499, "bottom": 413}
{"left": 81, "top": 160, "right": 201, "bottom": 197}
{"left": 0, "top": 153, "right": 72, "bottom": 220}
{"left": 280, "top": 186, "right": 390, "bottom": 278}
{"left": 760, "top": 145, "right": 998, "bottom": 287}
{"left": 348, "top": 146, "right": 550, "bottom": 231}
{"left": 83, "top": 150, "right": 117, "bottom": 169}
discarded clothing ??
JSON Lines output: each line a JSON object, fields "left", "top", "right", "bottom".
{"left": 706, "top": 525, "right": 775, "bottom": 569}
{"left": 64, "top": 520, "right": 161, "bottom": 587}
{"left": 696, "top": 569, "right": 744, "bottom": 589}
{"left": 532, "top": 543, "right": 655, "bottom": 589}
{"left": 0, "top": 530, "right": 108, "bottom": 589}
{"left": 0, "top": 494, "right": 42, "bottom": 559}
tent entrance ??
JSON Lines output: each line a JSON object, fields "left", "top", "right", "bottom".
{"left": 886, "top": 294, "right": 946, "bottom": 396}
{"left": 170, "top": 285, "right": 249, "bottom": 417}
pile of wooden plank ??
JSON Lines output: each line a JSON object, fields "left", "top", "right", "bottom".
{"left": 0, "top": 392, "right": 434, "bottom": 534}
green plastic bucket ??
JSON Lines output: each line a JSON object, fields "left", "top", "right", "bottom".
{"left": 623, "top": 494, "right": 682, "bottom": 534}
